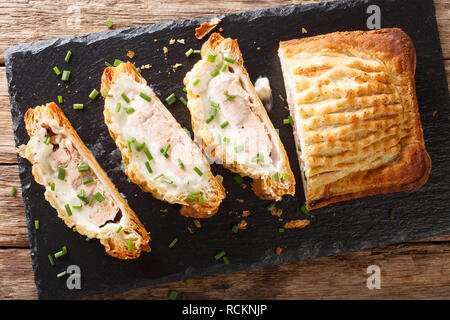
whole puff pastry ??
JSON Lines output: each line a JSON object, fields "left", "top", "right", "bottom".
{"left": 278, "top": 28, "right": 431, "bottom": 210}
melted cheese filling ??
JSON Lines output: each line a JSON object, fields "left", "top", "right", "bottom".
{"left": 106, "top": 76, "right": 210, "bottom": 200}
{"left": 29, "top": 119, "right": 119, "bottom": 230}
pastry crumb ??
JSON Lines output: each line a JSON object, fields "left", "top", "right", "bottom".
{"left": 279, "top": 94, "right": 285, "bottom": 101}
{"left": 257, "top": 47, "right": 261, "bottom": 51}
{"left": 153, "top": 39, "right": 158, "bottom": 42}
{"left": 270, "top": 207, "right": 283, "bottom": 217}
{"left": 284, "top": 219, "right": 310, "bottom": 229}
{"left": 433, "top": 109, "right": 438, "bottom": 117}
{"left": 160, "top": 208, "right": 168, "bottom": 213}
{"left": 219, "top": 27, "right": 223, "bottom": 32}
{"left": 275, "top": 247, "right": 283, "bottom": 255}
{"left": 237, "top": 220, "right": 247, "bottom": 230}
{"left": 242, "top": 210, "right": 251, "bottom": 218}
{"left": 176, "top": 39, "right": 185, "bottom": 44}
{"left": 195, "top": 18, "right": 221, "bottom": 39}
{"left": 163, "top": 46, "right": 168, "bottom": 54}
{"left": 127, "top": 50, "right": 135, "bottom": 58}
{"left": 240, "top": 183, "right": 247, "bottom": 189}
{"left": 169, "top": 39, "right": 176, "bottom": 45}
{"left": 302, "top": 27, "right": 308, "bottom": 34}
{"left": 193, "top": 219, "right": 201, "bottom": 228}
{"left": 172, "top": 63, "right": 183, "bottom": 72}
{"left": 236, "top": 198, "right": 244, "bottom": 203}
{"left": 141, "top": 64, "right": 152, "bottom": 69}
{"left": 187, "top": 226, "right": 194, "bottom": 234}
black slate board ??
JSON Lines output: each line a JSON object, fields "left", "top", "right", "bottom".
{"left": 4, "top": 0, "right": 450, "bottom": 299}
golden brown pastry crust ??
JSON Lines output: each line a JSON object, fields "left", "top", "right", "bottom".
{"left": 101, "top": 62, "right": 225, "bottom": 218}
{"left": 184, "top": 33, "right": 295, "bottom": 200}
{"left": 21, "top": 102, "right": 151, "bottom": 259}
{"left": 278, "top": 28, "right": 431, "bottom": 210}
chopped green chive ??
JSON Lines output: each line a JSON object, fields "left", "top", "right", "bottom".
{"left": 166, "top": 93, "right": 176, "bottom": 105}
{"left": 43, "top": 135, "right": 51, "bottom": 145}
{"left": 223, "top": 256, "right": 230, "bottom": 264}
{"left": 184, "top": 279, "right": 190, "bottom": 285}
{"left": 73, "top": 104, "right": 84, "bottom": 110}
{"left": 169, "top": 237, "right": 178, "bottom": 248}
{"left": 115, "top": 102, "right": 122, "bottom": 112}
{"left": 116, "top": 226, "right": 123, "bottom": 234}
{"left": 139, "top": 92, "right": 152, "bottom": 102}
{"left": 50, "top": 182, "right": 55, "bottom": 191}
{"left": 185, "top": 48, "right": 194, "bottom": 57}
{"left": 282, "top": 172, "right": 288, "bottom": 181}
{"left": 210, "top": 101, "right": 219, "bottom": 108}
{"left": 62, "top": 245, "right": 68, "bottom": 254}
{"left": 128, "top": 240, "right": 133, "bottom": 251}
{"left": 234, "top": 144, "right": 244, "bottom": 153}
{"left": 105, "top": 61, "right": 113, "bottom": 67}
{"left": 145, "top": 161, "right": 153, "bottom": 174}
{"left": 226, "top": 94, "right": 236, "bottom": 101}
{"left": 178, "top": 158, "right": 185, "bottom": 169}
{"left": 207, "top": 50, "right": 217, "bottom": 62}
{"left": 274, "top": 172, "right": 279, "bottom": 182}
{"left": 211, "top": 69, "right": 220, "bottom": 77}
{"left": 183, "top": 87, "right": 187, "bottom": 93}
{"left": 94, "top": 192, "right": 105, "bottom": 202}
{"left": 198, "top": 195, "right": 204, "bottom": 204}
{"left": 72, "top": 204, "right": 83, "bottom": 209}
{"left": 34, "top": 220, "right": 39, "bottom": 230}
{"left": 86, "top": 237, "right": 91, "bottom": 242}
{"left": 83, "top": 178, "right": 94, "bottom": 185}
{"left": 136, "top": 67, "right": 142, "bottom": 74}
{"left": 389, "top": 209, "right": 395, "bottom": 219}
{"left": 279, "top": 228, "right": 285, "bottom": 233}
{"left": 193, "top": 50, "right": 201, "bottom": 54}
{"left": 187, "top": 194, "right": 197, "bottom": 201}
{"left": 58, "top": 95, "right": 63, "bottom": 104}
{"left": 144, "top": 148, "right": 153, "bottom": 161}
{"left": 220, "top": 120, "right": 229, "bottom": 129}
{"left": 251, "top": 153, "right": 264, "bottom": 163}
{"left": 193, "top": 167, "right": 203, "bottom": 176}
{"left": 113, "top": 59, "right": 123, "bottom": 67}
{"left": 48, "top": 254, "right": 55, "bottom": 266}
{"left": 224, "top": 57, "right": 235, "bottom": 63}
{"left": 232, "top": 225, "right": 239, "bottom": 233}
{"left": 64, "top": 204, "right": 72, "bottom": 217}
{"left": 223, "top": 137, "right": 230, "bottom": 143}
{"left": 214, "top": 250, "right": 226, "bottom": 260}
{"left": 77, "top": 191, "right": 88, "bottom": 203}
{"left": 57, "top": 271, "right": 67, "bottom": 279}
{"left": 233, "top": 174, "right": 243, "bottom": 184}
{"left": 303, "top": 170, "right": 307, "bottom": 181}
{"left": 179, "top": 97, "right": 187, "bottom": 106}
{"left": 121, "top": 93, "right": 130, "bottom": 103}
{"left": 267, "top": 202, "right": 276, "bottom": 211}
{"left": 73, "top": 227, "right": 77, "bottom": 232}
{"left": 64, "top": 50, "right": 72, "bottom": 63}
{"left": 57, "top": 168, "right": 66, "bottom": 180}
{"left": 153, "top": 173, "right": 163, "bottom": 181}
{"left": 105, "top": 19, "right": 114, "bottom": 29}
{"left": 126, "top": 107, "right": 135, "bottom": 114}
{"left": 61, "top": 70, "right": 71, "bottom": 82}
{"left": 162, "top": 143, "right": 171, "bottom": 157}
{"left": 301, "top": 204, "right": 310, "bottom": 216}
{"left": 77, "top": 164, "right": 90, "bottom": 172}
{"left": 136, "top": 142, "right": 146, "bottom": 152}
{"left": 127, "top": 137, "right": 136, "bottom": 152}
{"left": 102, "top": 93, "right": 113, "bottom": 97}
{"left": 161, "top": 176, "right": 173, "bottom": 184}
{"left": 168, "top": 290, "right": 178, "bottom": 300}
{"left": 221, "top": 63, "right": 228, "bottom": 72}
{"left": 193, "top": 78, "right": 200, "bottom": 86}
{"left": 89, "top": 89, "right": 99, "bottom": 100}
{"left": 53, "top": 66, "right": 61, "bottom": 76}
{"left": 88, "top": 196, "right": 95, "bottom": 206}
{"left": 283, "top": 116, "right": 293, "bottom": 125}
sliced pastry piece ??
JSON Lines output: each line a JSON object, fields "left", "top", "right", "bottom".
{"left": 184, "top": 33, "right": 295, "bottom": 201}
{"left": 278, "top": 28, "right": 431, "bottom": 210}
{"left": 101, "top": 62, "right": 225, "bottom": 218}
{"left": 19, "top": 102, "right": 150, "bottom": 259}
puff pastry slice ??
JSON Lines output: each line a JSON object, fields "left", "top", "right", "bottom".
{"left": 101, "top": 62, "right": 225, "bottom": 218}
{"left": 278, "top": 28, "right": 431, "bottom": 210}
{"left": 19, "top": 103, "right": 150, "bottom": 259}
{"left": 184, "top": 33, "right": 295, "bottom": 201}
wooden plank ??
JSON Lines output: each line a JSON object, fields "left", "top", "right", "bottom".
{"left": 0, "top": 0, "right": 447, "bottom": 60}
{"left": 1, "top": 240, "right": 449, "bottom": 300}
{"left": 0, "top": 249, "right": 36, "bottom": 299}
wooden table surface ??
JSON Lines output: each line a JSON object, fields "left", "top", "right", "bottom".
{"left": 0, "top": 0, "right": 449, "bottom": 300}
